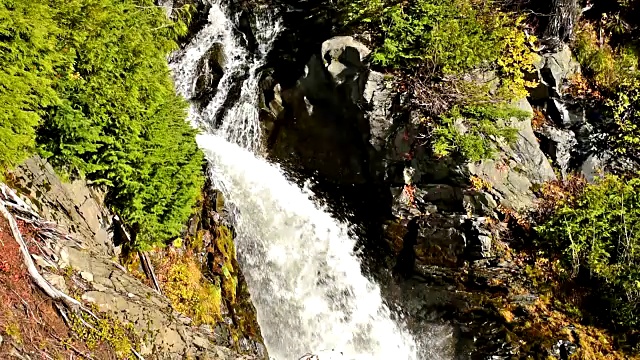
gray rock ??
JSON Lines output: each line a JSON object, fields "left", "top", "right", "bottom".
{"left": 9, "top": 156, "right": 113, "bottom": 254}
{"left": 414, "top": 215, "right": 467, "bottom": 267}
{"left": 321, "top": 36, "right": 370, "bottom": 86}
{"left": 364, "top": 71, "right": 395, "bottom": 151}
{"left": 580, "top": 153, "right": 606, "bottom": 182}
{"left": 468, "top": 99, "right": 556, "bottom": 210}
{"left": 463, "top": 190, "right": 498, "bottom": 217}
{"left": 533, "top": 45, "right": 580, "bottom": 99}
{"left": 194, "top": 43, "right": 226, "bottom": 101}
{"left": 545, "top": 45, "right": 580, "bottom": 90}
{"left": 537, "top": 125, "right": 577, "bottom": 178}
{"left": 417, "top": 184, "right": 464, "bottom": 212}
{"left": 80, "top": 271, "right": 94, "bottom": 283}
{"left": 466, "top": 217, "right": 493, "bottom": 259}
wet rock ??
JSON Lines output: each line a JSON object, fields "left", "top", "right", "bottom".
{"left": 537, "top": 125, "right": 577, "bottom": 178}
{"left": 265, "top": 38, "right": 376, "bottom": 184}
{"left": 552, "top": 339, "right": 578, "bottom": 360}
{"left": 414, "top": 214, "right": 467, "bottom": 268}
{"left": 194, "top": 43, "right": 226, "bottom": 101}
{"left": 465, "top": 217, "right": 493, "bottom": 259}
{"left": 417, "top": 184, "right": 464, "bottom": 213}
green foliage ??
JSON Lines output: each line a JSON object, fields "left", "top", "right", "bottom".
{"left": 0, "top": 0, "right": 62, "bottom": 171}
{"left": 341, "top": 0, "right": 535, "bottom": 85}
{"left": 537, "top": 175, "right": 640, "bottom": 328}
{"left": 0, "top": 0, "right": 205, "bottom": 248}
{"left": 215, "top": 226, "right": 237, "bottom": 304}
{"left": 340, "top": 0, "right": 537, "bottom": 161}
{"left": 574, "top": 24, "right": 639, "bottom": 91}
{"left": 431, "top": 104, "right": 526, "bottom": 161}
{"left": 573, "top": 23, "right": 640, "bottom": 160}
{"left": 165, "top": 255, "right": 222, "bottom": 326}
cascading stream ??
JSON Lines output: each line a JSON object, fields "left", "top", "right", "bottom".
{"left": 169, "top": 1, "right": 422, "bottom": 358}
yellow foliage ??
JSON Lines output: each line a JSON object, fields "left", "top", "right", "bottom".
{"left": 164, "top": 256, "right": 222, "bottom": 325}
{"left": 470, "top": 175, "right": 492, "bottom": 191}
{"left": 574, "top": 23, "right": 639, "bottom": 91}
{"left": 69, "top": 311, "right": 136, "bottom": 359}
{"left": 495, "top": 15, "right": 538, "bottom": 100}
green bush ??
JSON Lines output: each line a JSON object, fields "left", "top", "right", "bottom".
{"left": 339, "top": 0, "right": 537, "bottom": 161}
{"left": 431, "top": 104, "right": 527, "bottom": 161}
{"left": 1, "top": 0, "right": 204, "bottom": 248}
{"left": 0, "top": 1, "right": 62, "bottom": 172}
{"left": 340, "top": 0, "right": 535, "bottom": 88}
{"left": 574, "top": 24, "right": 639, "bottom": 91}
{"left": 572, "top": 23, "right": 640, "bottom": 160}
{"left": 536, "top": 175, "right": 640, "bottom": 328}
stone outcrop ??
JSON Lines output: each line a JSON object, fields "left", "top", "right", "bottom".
{"left": 194, "top": 43, "right": 226, "bottom": 102}
{"left": 261, "top": 34, "right": 583, "bottom": 358}
{"left": 7, "top": 156, "right": 113, "bottom": 255}
{"left": 262, "top": 35, "right": 401, "bottom": 181}
{"left": 6, "top": 157, "right": 266, "bottom": 360}
{"left": 468, "top": 99, "right": 557, "bottom": 211}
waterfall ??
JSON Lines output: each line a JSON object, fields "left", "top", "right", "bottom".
{"left": 169, "top": 1, "right": 420, "bottom": 358}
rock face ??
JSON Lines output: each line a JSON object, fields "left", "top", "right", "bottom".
{"left": 530, "top": 45, "right": 580, "bottom": 100}
{"left": 194, "top": 43, "right": 226, "bottom": 102}
{"left": 7, "top": 157, "right": 266, "bottom": 360}
{"left": 468, "top": 99, "right": 557, "bottom": 211}
{"left": 263, "top": 35, "right": 382, "bottom": 185}
{"left": 7, "top": 156, "right": 113, "bottom": 255}
{"left": 262, "top": 34, "right": 571, "bottom": 358}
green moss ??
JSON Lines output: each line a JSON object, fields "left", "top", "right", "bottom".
{"left": 190, "top": 229, "right": 206, "bottom": 252}
{"left": 164, "top": 255, "right": 222, "bottom": 325}
{"left": 215, "top": 226, "right": 238, "bottom": 304}
{"left": 5, "top": 323, "right": 22, "bottom": 344}
{"left": 69, "top": 311, "right": 138, "bottom": 358}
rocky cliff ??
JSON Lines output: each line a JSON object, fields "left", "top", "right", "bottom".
{"left": 0, "top": 156, "right": 266, "bottom": 359}
{"left": 256, "top": 23, "right": 632, "bottom": 357}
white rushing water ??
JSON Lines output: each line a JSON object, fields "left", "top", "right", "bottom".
{"left": 169, "top": 1, "right": 420, "bottom": 358}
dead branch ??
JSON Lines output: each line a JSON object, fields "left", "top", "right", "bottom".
{"left": 0, "top": 201, "right": 95, "bottom": 316}
{"left": 1, "top": 183, "right": 144, "bottom": 359}
{"left": 139, "top": 251, "right": 162, "bottom": 295}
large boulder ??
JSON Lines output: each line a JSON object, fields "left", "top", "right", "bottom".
{"left": 193, "top": 43, "right": 226, "bottom": 101}
{"left": 467, "top": 99, "right": 557, "bottom": 211}
{"left": 530, "top": 45, "right": 581, "bottom": 101}
{"left": 262, "top": 36, "right": 385, "bottom": 185}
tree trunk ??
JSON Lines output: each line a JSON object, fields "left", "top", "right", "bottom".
{"left": 543, "top": 0, "right": 580, "bottom": 49}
